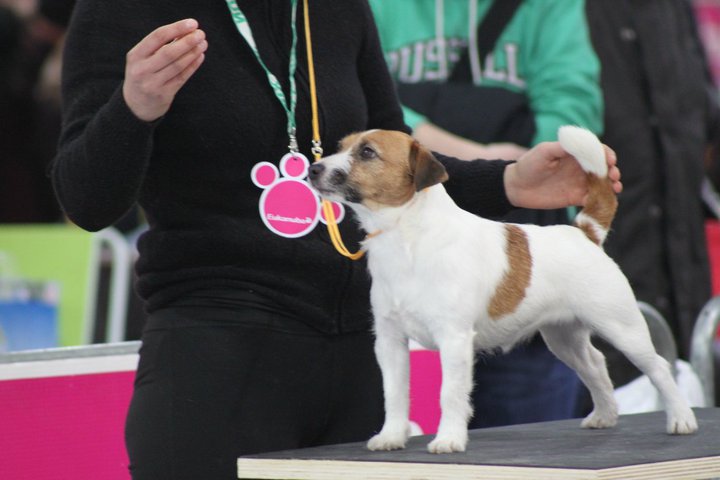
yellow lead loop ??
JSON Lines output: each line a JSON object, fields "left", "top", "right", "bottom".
{"left": 303, "top": 0, "right": 366, "bottom": 260}
{"left": 322, "top": 200, "right": 366, "bottom": 261}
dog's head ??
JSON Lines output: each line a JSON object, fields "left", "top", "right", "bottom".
{"left": 308, "top": 130, "right": 448, "bottom": 211}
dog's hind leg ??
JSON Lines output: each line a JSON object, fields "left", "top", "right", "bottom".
{"left": 540, "top": 322, "right": 619, "bottom": 429}
{"left": 367, "top": 319, "right": 412, "bottom": 451}
{"left": 428, "top": 329, "right": 476, "bottom": 454}
{"left": 588, "top": 308, "right": 698, "bottom": 434}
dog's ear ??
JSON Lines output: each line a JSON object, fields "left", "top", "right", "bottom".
{"left": 409, "top": 141, "right": 449, "bottom": 192}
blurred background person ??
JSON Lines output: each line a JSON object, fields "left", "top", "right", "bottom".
{"left": 0, "top": 0, "right": 72, "bottom": 223}
{"left": 581, "top": 0, "right": 720, "bottom": 407}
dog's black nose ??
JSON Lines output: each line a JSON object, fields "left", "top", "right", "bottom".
{"left": 308, "top": 163, "right": 325, "bottom": 180}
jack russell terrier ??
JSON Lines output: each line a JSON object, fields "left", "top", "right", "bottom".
{"left": 308, "top": 127, "right": 697, "bottom": 454}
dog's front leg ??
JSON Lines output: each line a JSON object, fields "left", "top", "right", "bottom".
{"left": 428, "top": 330, "right": 475, "bottom": 453}
{"left": 367, "top": 320, "right": 411, "bottom": 451}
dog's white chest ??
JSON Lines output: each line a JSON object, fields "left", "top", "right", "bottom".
{"left": 392, "top": 292, "right": 440, "bottom": 350}
{"left": 395, "top": 312, "right": 438, "bottom": 350}
{"left": 367, "top": 235, "right": 467, "bottom": 351}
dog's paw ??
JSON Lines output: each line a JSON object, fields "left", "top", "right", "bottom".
{"left": 581, "top": 409, "right": 618, "bottom": 429}
{"left": 667, "top": 410, "right": 698, "bottom": 435}
{"left": 367, "top": 431, "right": 408, "bottom": 451}
{"left": 427, "top": 434, "right": 467, "bottom": 454}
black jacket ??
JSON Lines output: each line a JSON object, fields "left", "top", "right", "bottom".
{"left": 586, "top": 0, "right": 718, "bottom": 359}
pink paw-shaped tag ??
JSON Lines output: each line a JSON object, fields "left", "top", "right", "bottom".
{"left": 251, "top": 153, "right": 345, "bottom": 238}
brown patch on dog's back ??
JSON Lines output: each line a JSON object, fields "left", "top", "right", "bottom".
{"left": 488, "top": 225, "right": 532, "bottom": 319}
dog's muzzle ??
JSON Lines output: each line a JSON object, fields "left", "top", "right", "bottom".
{"left": 308, "top": 163, "right": 325, "bottom": 183}
{"left": 309, "top": 162, "right": 346, "bottom": 192}
{"left": 308, "top": 162, "right": 361, "bottom": 204}
{"left": 308, "top": 162, "right": 330, "bottom": 194}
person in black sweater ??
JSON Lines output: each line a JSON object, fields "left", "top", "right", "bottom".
{"left": 52, "top": 1, "right": 621, "bottom": 479}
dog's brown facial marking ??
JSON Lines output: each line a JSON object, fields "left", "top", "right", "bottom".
{"left": 345, "top": 131, "right": 416, "bottom": 209}
{"left": 488, "top": 224, "right": 532, "bottom": 319}
{"left": 409, "top": 140, "right": 450, "bottom": 192}
{"left": 344, "top": 131, "right": 448, "bottom": 211}
{"left": 309, "top": 130, "right": 449, "bottom": 210}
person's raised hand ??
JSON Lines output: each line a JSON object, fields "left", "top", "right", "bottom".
{"left": 504, "top": 142, "right": 622, "bottom": 209}
{"left": 122, "top": 18, "right": 207, "bottom": 122}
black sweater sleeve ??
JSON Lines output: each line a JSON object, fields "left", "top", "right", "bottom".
{"left": 439, "top": 155, "right": 515, "bottom": 218}
{"left": 51, "top": 1, "right": 155, "bottom": 231}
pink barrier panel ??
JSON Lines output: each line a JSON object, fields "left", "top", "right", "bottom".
{"left": 695, "top": 2, "right": 720, "bottom": 88}
{"left": 409, "top": 349, "right": 442, "bottom": 435}
{"left": 0, "top": 371, "right": 135, "bottom": 480}
{"left": 705, "top": 221, "right": 720, "bottom": 340}
{"left": 706, "top": 220, "right": 720, "bottom": 297}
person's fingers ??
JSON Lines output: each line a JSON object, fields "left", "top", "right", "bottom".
{"left": 602, "top": 145, "right": 623, "bottom": 193}
{"left": 163, "top": 50, "right": 206, "bottom": 92}
{"left": 150, "top": 29, "right": 206, "bottom": 75}
{"left": 155, "top": 39, "right": 208, "bottom": 86}
{"left": 125, "top": 23, "right": 204, "bottom": 87}
{"left": 537, "top": 141, "right": 567, "bottom": 162}
{"left": 603, "top": 145, "right": 617, "bottom": 167}
{"left": 123, "top": 19, "right": 208, "bottom": 121}
{"left": 129, "top": 18, "right": 199, "bottom": 60}
{"left": 603, "top": 145, "right": 620, "bottom": 177}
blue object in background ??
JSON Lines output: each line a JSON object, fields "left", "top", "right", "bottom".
{"left": 0, "top": 280, "right": 59, "bottom": 352}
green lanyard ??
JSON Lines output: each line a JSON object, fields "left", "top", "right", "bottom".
{"left": 225, "top": 0, "right": 300, "bottom": 152}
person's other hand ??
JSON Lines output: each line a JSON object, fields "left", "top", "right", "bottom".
{"left": 480, "top": 143, "right": 529, "bottom": 161}
{"left": 504, "top": 142, "right": 621, "bottom": 209}
{"left": 123, "top": 18, "right": 207, "bottom": 122}
{"left": 413, "top": 122, "right": 527, "bottom": 161}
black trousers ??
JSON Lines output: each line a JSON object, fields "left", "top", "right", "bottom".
{"left": 125, "top": 297, "right": 384, "bottom": 480}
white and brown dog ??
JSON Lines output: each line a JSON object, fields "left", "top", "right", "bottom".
{"left": 308, "top": 127, "right": 697, "bottom": 454}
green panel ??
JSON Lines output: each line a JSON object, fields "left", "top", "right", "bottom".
{"left": 0, "top": 224, "right": 96, "bottom": 346}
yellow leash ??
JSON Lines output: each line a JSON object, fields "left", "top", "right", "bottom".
{"left": 303, "top": 0, "right": 366, "bottom": 260}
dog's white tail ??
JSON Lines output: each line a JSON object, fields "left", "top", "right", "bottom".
{"left": 558, "top": 126, "right": 618, "bottom": 246}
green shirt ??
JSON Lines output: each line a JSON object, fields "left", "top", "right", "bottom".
{"left": 369, "top": 0, "right": 603, "bottom": 144}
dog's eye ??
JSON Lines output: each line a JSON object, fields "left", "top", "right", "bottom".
{"left": 360, "top": 146, "right": 376, "bottom": 160}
